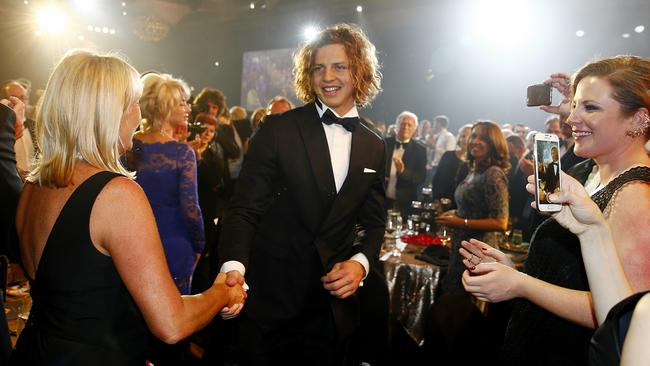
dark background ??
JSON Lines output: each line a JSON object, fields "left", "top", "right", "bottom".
{"left": 1, "top": 0, "right": 649, "bottom": 132}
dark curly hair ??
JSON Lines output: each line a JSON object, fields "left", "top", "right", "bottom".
{"left": 193, "top": 87, "right": 227, "bottom": 117}
{"left": 467, "top": 120, "right": 510, "bottom": 174}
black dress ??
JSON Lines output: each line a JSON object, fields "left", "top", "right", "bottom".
{"left": 10, "top": 171, "right": 150, "bottom": 365}
{"left": 589, "top": 291, "right": 650, "bottom": 366}
{"left": 500, "top": 166, "right": 650, "bottom": 366}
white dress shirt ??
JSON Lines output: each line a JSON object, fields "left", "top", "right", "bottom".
{"left": 386, "top": 140, "right": 408, "bottom": 199}
{"left": 432, "top": 129, "right": 456, "bottom": 167}
{"left": 221, "top": 100, "right": 369, "bottom": 284}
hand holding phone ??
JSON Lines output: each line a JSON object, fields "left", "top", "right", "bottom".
{"left": 527, "top": 84, "right": 552, "bottom": 107}
{"left": 533, "top": 133, "right": 562, "bottom": 212}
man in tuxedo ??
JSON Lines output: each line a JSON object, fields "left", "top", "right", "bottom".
{"left": 544, "top": 146, "right": 560, "bottom": 198}
{"left": 218, "top": 23, "right": 385, "bottom": 365}
{"left": 385, "top": 111, "right": 427, "bottom": 217}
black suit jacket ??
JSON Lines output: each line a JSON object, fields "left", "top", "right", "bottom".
{"left": 219, "top": 102, "right": 386, "bottom": 338}
{"left": 545, "top": 161, "right": 560, "bottom": 193}
{"left": 384, "top": 137, "right": 427, "bottom": 212}
{"left": 0, "top": 105, "right": 22, "bottom": 259}
{"left": 233, "top": 118, "right": 253, "bottom": 142}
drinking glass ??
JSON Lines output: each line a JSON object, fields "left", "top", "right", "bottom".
{"left": 386, "top": 210, "right": 403, "bottom": 239}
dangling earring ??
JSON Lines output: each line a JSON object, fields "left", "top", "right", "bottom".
{"left": 626, "top": 114, "right": 650, "bottom": 138}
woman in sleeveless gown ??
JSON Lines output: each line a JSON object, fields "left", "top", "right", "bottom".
{"left": 10, "top": 50, "right": 245, "bottom": 366}
{"left": 459, "top": 55, "right": 650, "bottom": 365}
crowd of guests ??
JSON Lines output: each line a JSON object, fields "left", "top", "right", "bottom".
{"left": 0, "top": 21, "right": 649, "bottom": 366}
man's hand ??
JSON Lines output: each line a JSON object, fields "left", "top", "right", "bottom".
{"left": 321, "top": 260, "right": 365, "bottom": 299}
{"left": 1, "top": 97, "right": 25, "bottom": 140}
{"left": 393, "top": 157, "right": 405, "bottom": 174}
{"left": 218, "top": 270, "right": 247, "bottom": 320}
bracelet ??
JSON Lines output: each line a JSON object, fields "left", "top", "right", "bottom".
{"left": 464, "top": 218, "right": 469, "bottom": 228}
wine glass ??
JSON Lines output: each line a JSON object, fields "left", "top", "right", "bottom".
{"left": 386, "top": 210, "right": 402, "bottom": 239}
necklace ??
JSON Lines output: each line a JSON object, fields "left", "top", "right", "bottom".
{"left": 158, "top": 129, "right": 174, "bottom": 140}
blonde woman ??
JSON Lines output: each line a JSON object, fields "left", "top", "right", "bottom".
{"left": 12, "top": 50, "right": 244, "bottom": 365}
{"left": 128, "top": 73, "right": 204, "bottom": 295}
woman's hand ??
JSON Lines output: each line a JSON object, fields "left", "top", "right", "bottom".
{"left": 214, "top": 273, "right": 246, "bottom": 319}
{"left": 540, "top": 72, "right": 572, "bottom": 118}
{"left": 462, "top": 262, "right": 525, "bottom": 303}
{"left": 459, "top": 239, "right": 515, "bottom": 270}
{"left": 526, "top": 172, "right": 607, "bottom": 236}
{"left": 435, "top": 214, "right": 461, "bottom": 228}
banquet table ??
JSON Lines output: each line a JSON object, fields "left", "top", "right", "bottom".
{"left": 381, "top": 240, "right": 442, "bottom": 346}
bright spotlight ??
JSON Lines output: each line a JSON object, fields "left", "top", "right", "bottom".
{"left": 622, "top": 33, "right": 631, "bottom": 38}
{"left": 122, "top": 11, "right": 127, "bottom": 16}
{"left": 303, "top": 26, "right": 319, "bottom": 42}
{"left": 575, "top": 30, "right": 585, "bottom": 37}
{"left": 469, "top": 0, "right": 531, "bottom": 49}
{"left": 214, "top": 61, "right": 220, "bottom": 66}
{"left": 109, "top": 29, "right": 116, "bottom": 35}
{"left": 74, "top": 0, "right": 98, "bottom": 14}
{"left": 356, "top": 5, "right": 363, "bottom": 13}
{"left": 78, "top": 35, "right": 85, "bottom": 41}
{"left": 36, "top": 6, "right": 67, "bottom": 34}
{"left": 250, "top": 2, "right": 255, "bottom": 9}
{"left": 635, "top": 25, "right": 645, "bottom": 33}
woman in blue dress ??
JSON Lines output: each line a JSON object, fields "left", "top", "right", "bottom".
{"left": 128, "top": 73, "right": 205, "bottom": 295}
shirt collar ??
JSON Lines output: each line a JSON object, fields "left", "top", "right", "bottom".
{"left": 315, "top": 98, "right": 359, "bottom": 119}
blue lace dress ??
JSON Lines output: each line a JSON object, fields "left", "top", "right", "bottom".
{"left": 128, "top": 139, "right": 205, "bottom": 294}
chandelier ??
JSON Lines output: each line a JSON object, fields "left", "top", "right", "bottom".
{"left": 134, "top": 15, "right": 170, "bottom": 42}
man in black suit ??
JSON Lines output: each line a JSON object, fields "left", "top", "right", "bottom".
{"left": 544, "top": 146, "right": 560, "bottom": 198}
{"left": 218, "top": 23, "right": 385, "bottom": 365}
{"left": 385, "top": 111, "right": 427, "bottom": 217}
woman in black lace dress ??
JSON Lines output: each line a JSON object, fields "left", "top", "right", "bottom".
{"left": 460, "top": 56, "right": 650, "bottom": 365}
{"left": 436, "top": 120, "right": 510, "bottom": 295}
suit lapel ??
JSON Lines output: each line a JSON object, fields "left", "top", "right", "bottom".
{"left": 337, "top": 127, "right": 366, "bottom": 197}
{"left": 297, "top": 103, "right": 338, "bottom": 208}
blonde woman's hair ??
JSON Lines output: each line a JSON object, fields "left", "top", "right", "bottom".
{"left": 139, "top": 73, "right": 190, "bottom": 133}
{"left": 28, "top": 49, "right": 142, "bottom": 187}
{"left": 293, "top": 23, "right": 382, "bottom": 107}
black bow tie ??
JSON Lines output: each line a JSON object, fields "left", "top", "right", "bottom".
{"left": 321, "top": 109, "right": 359, "bottom": 132}
{"left": 395, "top": 141, "right": 409, "bottom": 150}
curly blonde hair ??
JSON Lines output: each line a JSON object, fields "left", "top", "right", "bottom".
{"left": 139, "top": 73, "right": 190, "bottom": 133}
{"left": 293, "top": 23, "right": 382, "bottom": 107}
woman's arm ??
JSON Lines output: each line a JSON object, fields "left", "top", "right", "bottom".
{"left": 177, "top": 144, "right": 206, "bottom": 255}
{"left": 527, "top": 172, "right": 633, "bottom": 324}
{"left": 435, "top": 214, "right": 508, "bottom": 231}
{"left": 621, "top": 293, "right": 650, "bottom": 366}
{"left": 91, "top": 177, "right": 244, "bottom": 344}
{"left": 463, "top": 262, "right": 598, "bottom": 328}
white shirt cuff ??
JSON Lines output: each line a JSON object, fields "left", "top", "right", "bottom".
{"left": 220, "top": 261, "right": 249, "bottom": 291}
{"left": 350, "top": 253, "right": 370, "bottom": 282}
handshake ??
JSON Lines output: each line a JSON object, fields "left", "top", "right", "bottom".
{"left": 214, "top": 272, "right": 247, "bottom": 320}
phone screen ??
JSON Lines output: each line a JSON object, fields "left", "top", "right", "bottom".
{"left": 534, "top": 134, "right": 562, "bottom": 212}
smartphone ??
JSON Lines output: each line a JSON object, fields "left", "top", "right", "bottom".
{"left": 527, "top": 84, "right": 552, "bottom": 106}
{"left": 533, "top": 133, "right": 562, "bottom": 212}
